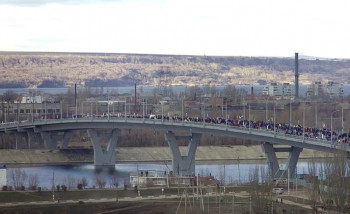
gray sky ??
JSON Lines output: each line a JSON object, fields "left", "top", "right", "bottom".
{"left": 0, "top": 0, "right": 349, "bottom": 58}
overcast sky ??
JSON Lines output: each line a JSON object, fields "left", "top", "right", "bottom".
{"left": 0, "top": 0, "right": 349, "bottom": 58}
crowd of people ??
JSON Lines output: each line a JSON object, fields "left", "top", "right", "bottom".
{"left": 145, "top": 114, "right": 350, "bottom": 144}
{"left": 4, "top": 111, "right": 348, "bottom": 145}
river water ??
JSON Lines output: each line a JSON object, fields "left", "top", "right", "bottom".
{"left": 5, "top": 161, "right": 312, "bottom": 189}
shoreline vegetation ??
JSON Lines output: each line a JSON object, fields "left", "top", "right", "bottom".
{"left": 0, "top": 145, "right": 327, "bottom": 166}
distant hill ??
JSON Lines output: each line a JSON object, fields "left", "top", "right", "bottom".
{"left": 0, "top": 52, "right": 349, "bottom": 88}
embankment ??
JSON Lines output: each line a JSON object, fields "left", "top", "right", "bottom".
{"left": 0, "top": 145, "right": 327, "bottom": 165}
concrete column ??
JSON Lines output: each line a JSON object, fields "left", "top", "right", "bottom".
{"left": 286, "top": 146, "right": 303, "bottom": 178}
{"left": 261, "top": 142, "right": 280, "bottom": 178}
{"left": 27, "top": 131, "right": 35, "bottom": 149}
{"left": 40, "top": 132, "right": 58, "bottom": 150}
{"left": 61, "top": 131, "right": 73, "bottom": 149}
{"left": 165, "top": 131, "right": 202, "bottom": 176}
{"left": 262, "top": 142, "right": 302, "bottom": 179}
{"left": 15, "top": 133, "right": 23, "bottom": 150}
{"left": 87, "top": 129, "right": 119, "bottom": 167}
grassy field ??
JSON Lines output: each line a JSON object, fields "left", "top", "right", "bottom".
{"left": 0, "top": 186, "right": 251, "bottom": 203}
{"left": 0, "top": 186, "right": 315, "bottom": 214}
{"left": 0, "top": 196, "right": 311, "bottom": 214}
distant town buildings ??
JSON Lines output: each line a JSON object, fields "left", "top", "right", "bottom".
{"left": 262, "top": 83, "right": 295, "bottom": 98}
{"left": 307, "top": 81, "right": 344, "bottom": 98}
{"left": 1, "top": 95, "right": 61, "bottom": 121}
{"left": 14, "top": 95, "right": 42, "bottom": 104}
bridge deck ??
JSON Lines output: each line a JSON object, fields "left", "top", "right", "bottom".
{"left": 0, "top": 118, "right": 348, "bottom": 152}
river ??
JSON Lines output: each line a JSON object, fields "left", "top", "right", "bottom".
{"left": 4, "top": 161, "right": 312, "bottom": 189}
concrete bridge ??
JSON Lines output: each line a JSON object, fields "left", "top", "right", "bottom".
{"left": 0, "top": 117, "right": 348, "bottom": 179}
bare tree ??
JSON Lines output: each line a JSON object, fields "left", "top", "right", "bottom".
{"left": 248, "top": 166, "right": 272, "bottom": 214}
{"left": 319, "top": 148, "right": 348, "bottom": 213}
{"left": 64, "top": 175, "right": 76, "bottom": 190}
{"left": 94, "top": 173, "right": 106, "bottom": 189}
{"left": 307, "top": 158, "right": 320, "bottom": 213}
{"left": 109, "top": 173, "right": 119, "bottom": 188}
{"left": 27, "top": 173, "right": 39, "bottom": 190}
{"left": 80, "top": 177, "right": 88, "bottom": 189}
{"left": 9, "top": 168, "right": 27, "bottom": 190}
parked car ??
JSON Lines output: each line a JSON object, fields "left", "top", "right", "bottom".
{"left": 272, "top": 188, "right": 284, "bottom": 194}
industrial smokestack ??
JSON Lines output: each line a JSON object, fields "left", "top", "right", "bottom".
{"left": 251, "top": 86, "right": 254, "bottom": 99}
{"left": 295, "top": 52, "right": 299, "bottom": 99}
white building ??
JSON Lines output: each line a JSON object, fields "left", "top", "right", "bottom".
{"left": 14, "top": 95, "right": 43, "bottom": 104}
{"left": 307, "top": 81, "right": 344, "bottom": 98}
{"left": 0, "top": 165, "right": 6, "bottom": 189}
{"left": 263, "top": 83, "right": 295, "bottom": 98}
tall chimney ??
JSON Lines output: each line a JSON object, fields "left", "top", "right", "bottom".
{"left": 250, "top": 86, "right": 254, "bottom": 99}
{"left": 295, "top": 52, "right": 299, "bottom": 99}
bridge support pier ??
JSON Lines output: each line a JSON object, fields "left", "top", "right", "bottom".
{"left": 262, "top": 142, "right": 302, "bottom": 179}
{"left": 165, "top": 131, "right": 202, "bottom": 176}
{"left": 61, "top": 131, "right": 73, "bottom": 149}
{"left": 27, "top": 131, "right": 35, "bottom": 149}
{"left": 40, "top": 132, "right": 58, "bottom": 150}
{"left": 27, "top": 131, "right": 44, "bottom": 149}
{"left": 15, "top": 133, "right": 26, "bottom": 149}
{"left": 87, "top": 129, "right": 119, "bottom": 167}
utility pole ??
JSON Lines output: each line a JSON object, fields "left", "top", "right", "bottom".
{"left": 342, "top": 105, "right": 344, "bottom": 134}
{"left": 226, "top": 102, "right": 228, "bottom": 129}
{"left": 315, "top": 101, "right": 318, "bottom": 128}
{"left": 271, "top": 201, "right": 273, "bottom": 214}
{"left": 75, "top": 83, "right": 77, "bottom": 121}
{"left": 81, "top": 101, "right": 84, "bottom": 116}
{"left": 249, "top": 104, "right": 251, "bottom": 134}
{"left": 182, "top": 99, "right": 184, "bottom": 125}
{"left": 207, "top": 186, "right": 210, "bottom": 213}
{"left": 232, "top": 192, "right": 235, "bottom": 214}
{"left": 44, "top": 101, "right": 47, "bottom": 121}
{"left": 142, "top": 98, "right": 145, "bottom": 121}
{"left": 273, "top": 104, "right": 276, "bottom": 137}
{"left": 303, "top": 106, "right": 305, "bottom": 142}
{"left": 243, "top": 103, "right": 246, "bottom": 121}
{"left": 31, "top": 93, "right": 34, "bottom": 123}
{"left": 266, "top": 99, "right": 268, "bottom": 121}
{"left": 125, "top": 100, "right": 127, "bottom": 121}
{"left": 52, "top": 170, "right": 55, "bottom": 202}
{"left": 288, "top": 167, "right": 290, "bottom": 195}
{"left": 249, "top": 195, "right": 252, "bottom": 214}
{"left": 295, "top": 166, "right": 298, "bottom": 202}
{"left": 289, "top": 99, "right": 292, "bottom": 126}
{"left": 60, "top": 100, "right": 62, "bottom": 120}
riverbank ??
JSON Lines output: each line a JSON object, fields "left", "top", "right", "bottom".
{"left": 0, "top": 145, "right": 328, "bottom": 165}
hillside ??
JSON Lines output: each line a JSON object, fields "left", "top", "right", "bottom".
{"left": 1, "top": 52, "right": 350, "bottom": 88}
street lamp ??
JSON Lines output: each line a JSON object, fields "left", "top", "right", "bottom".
{"left": 249, "top": 104, "right": 251, "bottom": 134}
{"left": 181, "top": 99, "right": 184, "bottom": 125}
{"left": 265, "top": 96, "right": 273, "bottom": 122}
{"left": 160, "top": 101, "right": 166, "bottom": 124}
{"left": 302, "top": 105, "right": 305, "bottom": 142}
{"left": 273, "top": 103, "right": 276, "bottom": 137}
{"left": 341, "top": 105, "right": 344, "bottom": 134}
{"left": 331, "top": 109, "right": 340, "bottom": 145}
{"left": 289, "top": 98, "right": 292, "bottom": 126}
